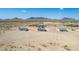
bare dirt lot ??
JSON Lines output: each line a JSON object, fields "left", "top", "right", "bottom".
{"left": 0, "top": 27, "right": 79, "bottom": 51}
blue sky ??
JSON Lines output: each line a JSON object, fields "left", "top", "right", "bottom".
{"left": 0, "top": 8, "right": 79, "bottom": 20}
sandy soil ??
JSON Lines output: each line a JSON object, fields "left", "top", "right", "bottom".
{"left": 0, "top": 27, "right": 79, "bottom": 51}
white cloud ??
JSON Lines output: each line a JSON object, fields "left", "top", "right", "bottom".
{"left": 57, "top": 8, "right": 64, "bottom": 15}
{"left": 60, "top": 8, "right": 64, "bottom": 10}
{"left": 21, "top": 10, "right": 27, "bottom": 13}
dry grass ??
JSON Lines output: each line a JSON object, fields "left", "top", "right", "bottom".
{"left": 0, "top": 43, "right": 5, "bottom": 47}
{"left": 27, "top": 48, "right": 31, "bottom": 51}
{"left": 30, "top": 45, "right": 35, "bottom": 48}
{"left": 41, "top": 44, "right": 48, "bottom": 47}
{"left": 4, "top": 48, "right": 8, "bottom": 51}
{"left": 0, "top": 21, "right": 79, "bottom": 51}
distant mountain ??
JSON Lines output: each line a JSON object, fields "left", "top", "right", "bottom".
{"left": 0, "top": 17, "right": 79, "bottom": 22}
{"left": 62, "top": 17, "right": 76, "bottom": 21}
{"left": 0, "top": 17, "right": 54, "bottom": 22}
{"left": 0, "top": 19, "right": 2, "bottom": 20}
{"left": 26, "top": 17, "right": 54, "bottom": 22}
{"left": 27, "top": 17, "right": 48, "bottom": 19}
{"left": 11, "top": 17, "right": 24, "bottom": 20}
{"left": 4, "top": 17, "right": 25, "bottom": 21}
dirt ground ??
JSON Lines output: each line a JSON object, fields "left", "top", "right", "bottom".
{"left": 0, "top": 27, "right": 79, "bottom": 51}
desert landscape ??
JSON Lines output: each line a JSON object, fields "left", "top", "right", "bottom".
{"left": 0, "top": 18, "right": 79, "bottom": 51}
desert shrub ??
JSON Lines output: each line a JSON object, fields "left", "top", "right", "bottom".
{"left": 64, "top": 45, "right": 68, "bottom": 47}
{"left": 63, "top": 45, "right": 71, "bottom": 51}
{"left": 41, "top": 44, "right": 47, "bottom": 47}
{"left": 19, "top": 46, "right": 22, "bottom": 48}
{"left": 48, "top": 42, "right": 53, "bottom": 45}
{"left": 0, "top": 43, "right": 4, "bottom": 47}
{"left": 38, "top": 48, "right": 42, "bottom": 51}
{"left": 65, "top": 24, "right": 79, "bottom": 27}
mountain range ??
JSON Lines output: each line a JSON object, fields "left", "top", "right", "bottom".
{"left": 0, "top": 17, "right": 78, "bottom": 22}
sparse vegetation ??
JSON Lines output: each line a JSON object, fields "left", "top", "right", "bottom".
{"left": 0, "top": 17, "right": 78, "bottom": 51}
